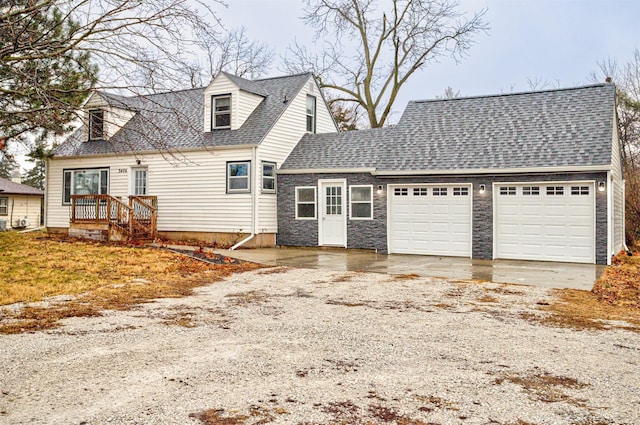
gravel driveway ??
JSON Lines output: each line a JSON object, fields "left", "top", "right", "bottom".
{"left": 1, "top": 267, "right": 639, "bottom": 425}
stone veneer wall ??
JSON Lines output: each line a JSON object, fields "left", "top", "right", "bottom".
{"left": 277, "top": 171, "right": 609, "bottom": 265}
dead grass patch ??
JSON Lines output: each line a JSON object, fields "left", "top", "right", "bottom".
{"left": 593, "top": 251, "right": 640, "bottom": 309}
{"left": 523, "top": 288, "right": 640, "bottom": 332}
{"left": 190, "top": 405, "right": 288, "bottom": 425}
{"left": 0, "top": 232, "right": 260, "bottom": 334}
{"left": 393, "top": 273, "right": 420, "bottom": 280}
{"left": 225, "top": 290, "right": 269, "bottom": 306}
{"left": 476, "top": 295, "right": 499, "bottom": 303}
{"left": 257, "top": 267, "right": 290, "bottom": 275}
{"left": 494, "top": 371, "right": 588, "bottom": 405}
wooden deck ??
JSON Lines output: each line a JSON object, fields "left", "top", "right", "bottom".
{"left": 70, "top": 195, "right": 157, "bottom": 241}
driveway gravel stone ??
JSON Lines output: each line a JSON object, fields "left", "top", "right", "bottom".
{"left": 1, "top": 267, "right": 638, "bottom": 424}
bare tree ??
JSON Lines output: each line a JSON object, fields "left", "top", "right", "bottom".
{"left": 435, "top": 86, "right": 461, "bottom": 99}
{"left": 284, "top": 0, "right": 488, "bottom": 128}
{"left": 201, "top": 27, "right": 274, "bottom": 81}
{"left": 1, "top": 0, "right": 221, "bottom": 150}
{"left": 590, "top": 49, "right": 640, "bottom": 244}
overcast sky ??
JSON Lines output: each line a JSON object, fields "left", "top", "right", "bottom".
{"left": 13, "top": 0, "right": 640, "bottom": 170}
{"left": 218, "top": 0, "right": 639, "bottom": 116}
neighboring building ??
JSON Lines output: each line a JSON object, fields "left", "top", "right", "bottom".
{"left": 45, "top": 72, "right": 337, "bottom": 245}
{"left": 277, "top": 83, "right": 624, "bottom": 265}
{"left": 0, "top": 176, "right": 44, "bottom": 229}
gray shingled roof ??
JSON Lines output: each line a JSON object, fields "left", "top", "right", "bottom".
{"left": 220, "top": 71, "right": 269, "bottom": 97}
{"left": 0, "top": 177, "right": 44, "bottom": 196}
{"left": 282, "top": 83, "right": 616, "bottom": 173}
{"left": 54, "top": 73, "right": 312, "bottom": 157}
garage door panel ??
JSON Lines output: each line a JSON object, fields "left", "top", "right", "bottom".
{"left": 495, "top": 183, "right": 595, "bottom": 264}
{"left": 389, "top": 185, "right": 471, "bottom": 257}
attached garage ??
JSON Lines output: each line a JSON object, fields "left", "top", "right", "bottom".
{"left": 494, "top": 182, "right": 595, "bottom": 264}
{"left": 388, "top": 184, "right": 472, "bottom": 257}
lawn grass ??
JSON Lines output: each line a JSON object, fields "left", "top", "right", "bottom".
{"left": 0, "top": 231, "right": 260, "bottom": 333}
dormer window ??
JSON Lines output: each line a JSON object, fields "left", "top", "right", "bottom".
{"left": 212, "top": 95, "right": 231, "bottom": 129}
{"left": 306, "top": 95, "right": 316, "bottom": 133}
{"left": 88, "top": 109, "right": 104, "bottom": 140}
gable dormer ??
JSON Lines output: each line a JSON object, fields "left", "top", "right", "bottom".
{"left": 83, "top": 92, "right": 136, "bottom": 142}
{"left": 204, "top": 72, "right": 267, "bottom": 132}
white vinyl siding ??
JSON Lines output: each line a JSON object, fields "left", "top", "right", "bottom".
{"left": 257, "top": 76, "right": 338, "bottom": 232}
{"left": 203, "top": 73, "right": 264, "bottom": 131}
{"left": 0, "top": 194, "right": 42, "bottom": 228}
{"left": 46, "top": 148, "right": 254, "bottom": 233}
{"left": 611, "top": 112, "right": 625, "bottom": 255}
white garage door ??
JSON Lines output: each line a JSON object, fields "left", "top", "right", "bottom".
{"left": 495, "top": 183, "right": 595, "bottom": 264}
{"left": 389, "top": 185, "right": 472, "bottom": 257}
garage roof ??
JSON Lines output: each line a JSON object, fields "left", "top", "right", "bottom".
{"left": 281, "top": 83, "right": 616, "bottom": 173}
{"left": 0, "top": 177, "right": 44, "bottom": 196}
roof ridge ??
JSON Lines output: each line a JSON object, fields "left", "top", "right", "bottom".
{"left": 254, "top": 72, "right": 312, "bottom": 82}
{"left": 95, "top": 86, "right": 205, "bottom": 101}
{"left": 411, "top": 83, "right": 613, "bottom": 104}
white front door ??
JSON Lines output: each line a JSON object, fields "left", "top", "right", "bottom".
{"left": 320, "top": 180, "right": 346, "bottom": 246}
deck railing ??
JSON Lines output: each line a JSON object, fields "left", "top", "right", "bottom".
{"left": 70, "top": 194, "right": 157, "bottom": 240}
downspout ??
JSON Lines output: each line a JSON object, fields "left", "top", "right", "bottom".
{"left": 230, "top": 146, "right": 257, "bottom": 250}
{"left": 10, "top": 198, "right": 14, "bottom": 229}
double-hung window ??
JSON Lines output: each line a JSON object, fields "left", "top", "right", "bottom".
{"left": 295, "top": 187, "right": 316, "bottom": 219}
{"left": 227, "top": 161, "right": 250, "bottom": 193}
{"left": 262, "top": 162, "right": 276, "bottom": 193}
{"left": 349, "top": 185, "right": 373, "bottom": 219}
{"left": 306, "top": 95, "right": 316, "bottom": 133}
{"left": 63, "top": 168, "right": 109, "bottom": 204}
{"left": 212, "top": 95, "right": 231, "bottom": 129}
{"left": 0, "top": 197, "right": 7, "bottom": 215}
{"left": 88, "top": 109, "right": 104, "bottom": 140}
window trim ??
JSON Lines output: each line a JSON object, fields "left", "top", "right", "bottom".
{"left": 0, "top": 196, "right": 8, "bottom": 216}
{"left": 306, "top": 95, "right": 316, "bottom": 133}
{"left": 62, "top": 167, "right": 110, "bottom": 205}
{"left": 295, "top": 186, "right": 317, "bottom": 220}
{"left": 226, "top": 160, "right": 251, "bottom": 193}
{"left": 261, "top": 161, "right": 277, "bottom": 194}
{"left": 211, "top": 94, "right": 232, "bottom": 130}
{"left": 131, "top": 167, "right": 148, "bottom": 196}
{"left": 88, "top": 109, "right": 104, "bottom": 141}
{"left": 349, "top": 185, "right": 373, "bottom": 220}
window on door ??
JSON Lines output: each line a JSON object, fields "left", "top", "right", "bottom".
{"left": 132, "top": 168, "right": 148, "bottom": 195}
{"left": 325, "top": 185, "right": 342, "bottom": 215}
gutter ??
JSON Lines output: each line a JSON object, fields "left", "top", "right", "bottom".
{"left": 278, "top": 165, "right": 612, "bottom": 176}
{"left": 230, "top": 145, "right": 258, "bottom": 250}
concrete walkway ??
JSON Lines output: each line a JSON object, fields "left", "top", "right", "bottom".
{"left": 214, "top": 247, "right": 605, "bottom": 290}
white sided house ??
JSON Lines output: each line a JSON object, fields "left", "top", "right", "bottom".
{"left": 0, "top": 177, "right": 44, "bottom": 230}
{"left": 46, "top": 72, "right": 337, "bottom": 245}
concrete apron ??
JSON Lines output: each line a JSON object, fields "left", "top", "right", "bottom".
{"left": 215, "top": 247, "right": 605, "bottom": 291}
